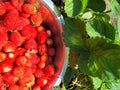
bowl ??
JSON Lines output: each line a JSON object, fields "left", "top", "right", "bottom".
{"left": 38, "top": 0, "right": 66, "bottom": 89}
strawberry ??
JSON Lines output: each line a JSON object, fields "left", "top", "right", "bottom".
{"left": 0, "top": 75, "right": 4, "bottom": 90}
{"left": 0, "top": 24, "right": 8, "bottom": 32}
{"left": 21, "top": 24, "right": 37, "bottom": 39}
{"left": 8, "top": 85, "right": 19, "bottom": 90}
{"left": 20, "top": 12, "right": 30, "bottom": 18}
{"left": 3, "top": 41, "right": 16, "bottom": 53}
{"left": 0, "top": 31, "right": 8, "bottom": 47}
{"left": 47, "top": 48, "right": 55, "bottom": 56}
{"left": 46, "top": 38, "right": 53, "bottom": 46}
{"left": 34, "top": 68, "right": 44, "bottom": 78}
{"left": 25, "top": 53, "right": 40, "bottom": 65}
{"left": 10, "top": 31, "right": 25, "bottom": 47}
{"left": 16, "top": 55, "right": 32, "bottom": 67}
{"left": 20, "top": 86, "right": 29, "bottom": 90}
{"left": 19, "top": 74, "right": 35, "bottom": 87}
{"left": 22, "top": 4, "right": 35, "bottom": 14}
{"left": 30, "top": 12, "right": 43, "bottom": 26}
{"left": 44, "top": 65, "right": 55, "bottom": 77}
{"left": 19, "top": 17, "right": 30, "bottom": 29}
{"left": 33, "top": 85, "right": 41, "bottom": 90}
{"left": 13, "top": 66, "right": 25, "bottom": 79}
{"left": 38, "top": 61, "right": 45, "bottom": 69}
{"left": 6, "top": 52, "right": 16, "bottom": 63}
{"left": 15, "top": 47, "right": 26, "bottom": 56}
{"left": 37, "top": 76, "right": 48, "bottom": 87}
{"left": 24, "top": 39, "right": 38, "bottom": 51}
{"left": 0, "top": 62, "right": 13, "bottom": 73}
{"left": 4, "top": 1, "right": 14, "bottom": 11}
{"left": 40, "top": 54, "right": 48, "bottom": 62}
{"left": 37, "top": 26, "right": 45, "bottom": 32}
{"left": 3, "top": 9, "right": 21, "bottom": 30}
{"left": 11, "top": 0, "right": 19, "bottom": 8}
{"left": 0, "top": 2, "right": 6, "bottom": 16}
{"left": 38, "top": 44, "right": 47, "bottom": 55}
{"left": 45, "top": 56, "right": 52, "bottom": 65}
{"left": 37, "top": 30, "right": 47, "bottom": 44}
{"left": 46, "top": 29, "right": 52, "bottom": 37}
{"left": 3, "top": 72, "right": 19, "bottom": 86}
{"left": 0, "top": 52, "right": 6, "bottom": 62}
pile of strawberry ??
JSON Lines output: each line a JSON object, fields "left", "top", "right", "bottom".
{"left": 0, "top": 0, "right": 56, "bottom": 90}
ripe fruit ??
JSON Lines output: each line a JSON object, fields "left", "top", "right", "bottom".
{"left": 30, "top": 12, "right": 43, "bottom": 26}
{"left": 37, "top": 76, "right": 48, "bottom": 87}
{"left": 0, "top": 1, "right": 58, "bottom": 89}
{"left": 21, "top": 24, "right": 37, "bottom": 39}
{"left": 22, "top": 4, "right": 35, "bottom": 14}
{"left": 37, "top": 30, "right": 47, "bottom": 44}
{"left": 0, "top": 2, "right": 6, "bottom": 16}
{"left": 44, "top": 65, "right": 55, "bottom": 77}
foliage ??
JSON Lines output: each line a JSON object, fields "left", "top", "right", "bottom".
{"left": 53, "top": 0, "right": 120, "bottom": 90}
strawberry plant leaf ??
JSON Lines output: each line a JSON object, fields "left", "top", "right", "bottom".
{"left": 62, "top": 17, "right": 87, "bottom": 51}
{"left": 110, "top": 0, "right": 120, "bottom": 16}
{"left": 91, "top": 77, "right": 102, "bottom": 89}
{"left": 87, "top": 0, "right": 106, "bottom": 12}
{"left": 105, "top": 79, "right": 120, "bottom": 90}
{"left": 86, "top": 14, "right": 115, "bottom": 40}
{"left": 78, "top": 38, "right": 120, "bottom": 80}
{"left": 64, "top": 0, "right": 88, "bottom": 17}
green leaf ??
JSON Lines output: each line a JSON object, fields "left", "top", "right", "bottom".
{"left": 79, "top": 38, "right": 120, "bottom": 80}
{"left": 86, "top": 15, "right": 115, "bottom": 40}
{"left": 110, "top": 0, "right": 120, "bottom": 16}
{"left": 101, "top": 83, "right": 107, "bottom": 90}
{"left": 87, "top": 0, "right": 106, "bottom": 12}
{"left": 105, "top": 79, "right": 120, "bottom": 90}
{"left": 62, "top": 17, "right": 86, "bottom": 51}
{"left": 91, "top": 77, "right": 102, "bottom": 89}
{"left": 64, "top": 0, "right": 88, "bottom": 17}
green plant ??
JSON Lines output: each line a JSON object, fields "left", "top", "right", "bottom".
{"left": 54, "top": 0, "right": 120, "bottom": 90}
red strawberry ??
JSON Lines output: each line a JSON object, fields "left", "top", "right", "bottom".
{"left": 46, "top": 38, "right": 53, "bottom": 46}
{"left": 13, "top": 66, "right": 25, "bottom": 79}
{"left": 38, "top": 44, "right": 47, "bottom": 55}
{"left": 15, "top": 47, "right": 26, "bottom": 56}
{"left": 0, "top": 24, "right": 8, "bottom": 32}
{"left": 34, "top": 68, "right": 44, "bottom": 78}
{"left": 33, "top": 85, "right": 41, "bottom": 90}
{"left": 46, "top": 29, "right": 52, "bottom": 37}
{"left": 3, "top": 41, "right": 16, "bottom": 53}
{"left": 47, "top": 48, "right": 55, "bottom": 56}
{"left": 10, "top": 31, "right": 25, "bottom": 47}
{"left": 21, "top": 24, "right": 37, "bottom": 39}
{"left": 22, "top": 4, "right": 35, "bottom": 14}
{"left": 30, "top": 12, "right": 43, "bottom": 26}
{"left": 37, "top": 76, "right": 48, "bottom": 87}
{"left": 25, "top": 53, "right": 40, "bottom": 65}
{"left": 0, "top": 31, "right": 8, "bottom": 47}
{"left": 40, "top": 54, "right": 48, "bottom": 62}
{"left": 37, "top": 30, "right": 47, "bottom": 44}
{"left": 0, "top": 2, "right": 6, "bottom": 16}
{"left": 3, "top": 72, "right": 19, "bottom": 86}
{"left": 38, "top": 61, "right": 45, "bottom": 69}
{"left": 0, "top": 75, "right": 4, "bottom": 90}
{"left": 11, "top": 0, "right": 19, "bottom": 7}
{"left": 24, "top": 39, "right": 38, "bottom": 50}
{"left": 8, "top": 85, "right": 19, "bottom": 90}
{"left": 44, "top": 65, "right": 55, "bottom": 77}
{"left": 0, "top": 62, "right": 13, "bottom": 73}
{"left": 20, "top": 86, "right": 29, "bottom": 90}
{"left": 0, "top": 52, "right": 6, "bottom": 62}
{"left": 45, "top": 56, "right": 52, "bottom": 65}
{"left": 20, "top": 12, "right": 30, "bottom": 18}
{"left": 37, "top": 26, "right": 45, "bottom": 32}
{"left": 4, "top": 1, "right": 14, "bottom": 11}
{"left": 6, "top": 52, "right": 16, "bottom": 63}
{"left": 19, "top": 17, "right": 30, "bottom": 29}
{"left": 3, "top": 9, "right": 21, "bottom": 30}
{"left": 19, "top": 74, "right": 35, "bottom": 87}
{"left": 16, "top": 55, "right": 32, "bottom": 67}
